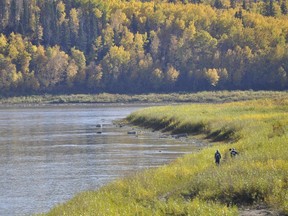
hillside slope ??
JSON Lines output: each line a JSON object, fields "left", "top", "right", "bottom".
{"left": 0, "top": 0, "right": 288, "bottom": 95}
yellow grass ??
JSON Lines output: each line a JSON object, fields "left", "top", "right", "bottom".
{"left": 43, "top": 99, "right": 288, "bottom": 215}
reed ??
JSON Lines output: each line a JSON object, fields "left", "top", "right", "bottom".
{"left": 43, "top": 98, "right": 288, "bottom": 215}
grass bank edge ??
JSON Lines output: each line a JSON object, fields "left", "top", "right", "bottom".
{"left": 126, "top": 99, "right": 288, "bottom": 213}
{"left": 44, "top": 99, "right": 288, "bottom": 215}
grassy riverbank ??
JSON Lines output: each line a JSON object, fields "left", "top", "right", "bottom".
{"left": 44, "top": 98, "right": 288, "bottom": 215}
{"left": 1, "top": 90, "right": 288, "bottom": 104}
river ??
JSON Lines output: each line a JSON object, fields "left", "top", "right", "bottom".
{"left": 0, "top": 104, "right": 201, "bottom": 216}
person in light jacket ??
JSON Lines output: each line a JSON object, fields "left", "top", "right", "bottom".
{"left": 229, "top": 148, "right": 238, "bottom": 157}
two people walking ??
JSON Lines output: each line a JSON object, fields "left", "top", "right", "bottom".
{"left": 214, "top": 148, "right": 238, "bottom": 165}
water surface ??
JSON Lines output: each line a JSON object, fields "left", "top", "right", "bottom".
{"left": 0, "top": 105, "right": 201, "bottom": 216}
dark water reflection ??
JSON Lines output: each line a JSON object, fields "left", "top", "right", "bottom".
{"left": 0, "top": 105, "right": 201, "bottom": 216}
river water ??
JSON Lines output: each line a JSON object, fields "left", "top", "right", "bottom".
{"left": 0, "top": 104, "right": 200, "bottom": 216}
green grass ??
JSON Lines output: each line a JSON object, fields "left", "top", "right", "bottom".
{"left": 42, "top": 98, "right": 288, "bottom": 215}
{"left": 1, "top": 90, "right": 288, "bottom": 104}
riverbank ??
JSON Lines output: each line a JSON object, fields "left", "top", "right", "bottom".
{"left": 1, "top": 91, "right": 288, "bottom": 105}
{"left": 43, "top": 98, "right": 288, "bottom": 215}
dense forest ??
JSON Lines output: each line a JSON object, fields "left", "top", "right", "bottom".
{"left": 0, "top": 0, "right": 288, "bottom": 95}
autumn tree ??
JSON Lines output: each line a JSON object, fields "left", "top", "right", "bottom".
{"left": 35, "top": 45, "right": 69, "bottom": 90}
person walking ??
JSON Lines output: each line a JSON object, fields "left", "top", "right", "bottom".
{"left": 214, "top": 150, "right": 221, "bottom": 165}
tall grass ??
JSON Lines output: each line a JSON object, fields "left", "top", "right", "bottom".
{"left": 43, "top": 98, "right": 288, "bottom": 215}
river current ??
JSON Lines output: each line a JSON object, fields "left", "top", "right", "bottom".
{"left": 0, "top": 104, "right": 201, "bottom": 216}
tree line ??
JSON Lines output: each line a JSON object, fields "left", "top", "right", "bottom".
{"left": 0, "top": 0, "right": 288, "bottom": 96}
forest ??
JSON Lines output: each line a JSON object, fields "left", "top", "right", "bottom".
{"left": 0, "top": 0, "right": 288, "bottom": 95}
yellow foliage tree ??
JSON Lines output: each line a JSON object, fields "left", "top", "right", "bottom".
{"left": 205, "top": 68, "right": 220, "bottom": 86}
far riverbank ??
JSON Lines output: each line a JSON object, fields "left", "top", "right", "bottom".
{"left": 1, "top": 90, "right": 288, "bottom": 105}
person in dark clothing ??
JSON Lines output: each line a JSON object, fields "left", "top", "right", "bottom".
{"left": 214, "top": 150, "right": 221, "bottom": 165}
{"left": 229, "top": 148, "right": 238, "bottom": 157}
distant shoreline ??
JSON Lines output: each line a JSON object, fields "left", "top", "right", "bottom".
{"left": 0, "top": 102, "right": 156, "bottom": 109}
{"left": 1, "top": 91, "right": 288, "bottom": 105}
